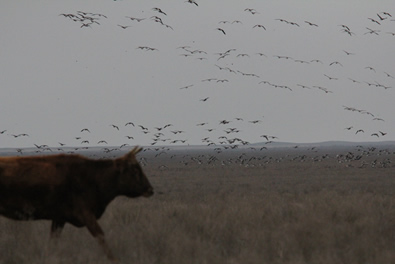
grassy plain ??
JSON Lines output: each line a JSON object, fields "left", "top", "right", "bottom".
{"left": 1, "top": 143, "right": 395, "bottom": 264}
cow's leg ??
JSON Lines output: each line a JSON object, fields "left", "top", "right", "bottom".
{"left": 50, "top": 221, "right": 65, "bottom": 239}
{"left": 45, "top": 221, "right": 66, "bottom": 260}
{"left": 82, "top": 213, "right": 117, "bottom": 261}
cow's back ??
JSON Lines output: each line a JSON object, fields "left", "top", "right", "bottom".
{"left": 0, "top": 155, "right": 80, "bottom": 220}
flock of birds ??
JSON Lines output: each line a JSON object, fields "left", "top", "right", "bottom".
{"left": 57, "top": 5, "right": 393, "bottom": 144}
{"left": 2, "top": 2, "right": 395, "bottom": 151}
{"left": 1, "top": 117, "right": 270, "bottom": 155}
{"left": 142, "top": 144, "right": 394, "bottom": 170}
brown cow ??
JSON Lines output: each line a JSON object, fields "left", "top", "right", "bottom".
{"left": 0, "top": 146, "right": 153, "bottom": 261}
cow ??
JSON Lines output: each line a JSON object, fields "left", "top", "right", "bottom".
{"left": 0, "top": 146, "right": 153, "bottom": 261}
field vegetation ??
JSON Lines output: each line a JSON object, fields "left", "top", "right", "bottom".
{"left": 1, "top": 146, "right": 395, "bottom": 263}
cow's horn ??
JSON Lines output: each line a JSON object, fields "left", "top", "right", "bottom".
{"left": 130, "top": 146, "right": 143, "bottom": 155}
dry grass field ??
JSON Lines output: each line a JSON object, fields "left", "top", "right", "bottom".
{"left": 1, "top": 143, "right": 395, "bottom": 264}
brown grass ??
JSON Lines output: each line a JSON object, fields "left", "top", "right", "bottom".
{"left": 1, "top": 146, "right": 395, "bottom": 263}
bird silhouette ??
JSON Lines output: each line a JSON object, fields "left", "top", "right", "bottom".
{"left": 324, "top": 74, "right": 338, "bottom": 80}
{"left": 376, "top": 13, "right": 387, "bottom": 21}
{"left": 368, "top": 18, "right": 381, "bottom": 25}
{"left": 110, "top": 124, "right": 119, "bottom": 130}
{"left": 185, "top": 0, "right": 198, "bottom": 6}
{"left": 365, "top": 66, "right": 376, "bottom": 72}
{"left": 365, "top": 27, "right": 380, "bottom": 35}
{"left": 180, "top": 85, "right": 193, "bottom": 89}
{"left": 152, "top": 8, "right": 167, "bottom": 16}
{"left": 304, "top": 21, "right": 318, "bottom": 27}
{"left": 216, "top": 28, "right": 226, "bottom": 35}
{"left": 343, "top": 50, "right": 355, "bottom": 55}
{"left": 117, "top": 24, "right": 131, "bottom": 29}
{"left": 373, "top": 118, "right": 385, "bottom": 121}
{"left": 329, "top": 61, "right": 343, "bottom": 66}
{"left": 126, "top": 17, "right": 145, "bottom": 22}
{"left": 253, "top": 24, "right": 266, "bottom": 30}
{"left": 244, "top": 8, "right": 259, "bottom": 14}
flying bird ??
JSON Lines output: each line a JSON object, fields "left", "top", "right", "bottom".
{"left": 180, "top": 85, "right": 194, "bottom": 89}
{"left": 348, "top": 78, "right": 360, "bottom": 83}
{"left": 219, "top": 120, "right": 230, "bottom": 124}
{"left": 381, "top": 12, "right": 392, "bottom": 17}
{"left": 304, "top": 21, "right": 318, "bottom": 27}
{"left": 376, "top": 13, "right": 387, "bottom": 21}
{"left": 80, "top": 23, "right": 92, "bottom": 28}
{"left": 368, "top": 18, "right": 381, "bottom": 25}
{"left": 343, "top": 50, "right": 355, "bottom": 55}
{"left": 249, "top": 120, "right": 261, "bottom": 124}
{"left": 365, "top": 27, "right": 380, "bottom": 35}
{"left": 126, "top": 17, "right": 145, "bottom": 22}
{"left": 152, "top": 7, "right": 167, "bottom": 16}
{"left": 310, "top": 59, "right": 323, "bottom": 64}
{"left": 256, "top": 53, "right": 267, "bottom": 57}
{"left": 244, "top": 8, "right": 259, "bottom": 15}
{"left": 185, "top": 0, "right": 198, "bottom": 6}
{"left": 110, "top": 124, "right": 119, "bottom": 130}
{"left": 329, "top": 61, "right": 343, "bottom": 66}
{"left": 216, "top": 28, "right": 226, "bottom": 35}
{"left": 372, "top": 117, "right": 385, "bottom": 121}
{"left": 117, "top": 24, "right": 131, "bottom": 29}
{"left": 365, "top": 66, "right": 376, "bottom": 72}
{"left": 150, "top": 16, "right": 163, "bottom": 24}
{"left": 324, "top": 74, "right": 338, "bottom": 80}
{"left": 297, "top": 84, "right": 311, "bottom": 89}
{"left": 253, "top": 24, "right": 266, "bottom": 30}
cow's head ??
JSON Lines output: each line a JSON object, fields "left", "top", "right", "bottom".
{"left": 117, "top": 146, "right": 153, "bottom": 198}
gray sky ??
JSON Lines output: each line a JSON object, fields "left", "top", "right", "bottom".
{"left": 1, "top": 0, "right": 394, "bottom": 148}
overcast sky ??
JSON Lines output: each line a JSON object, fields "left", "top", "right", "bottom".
{"left": 1, "top": 0, "right": 394, "bottom": 148}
